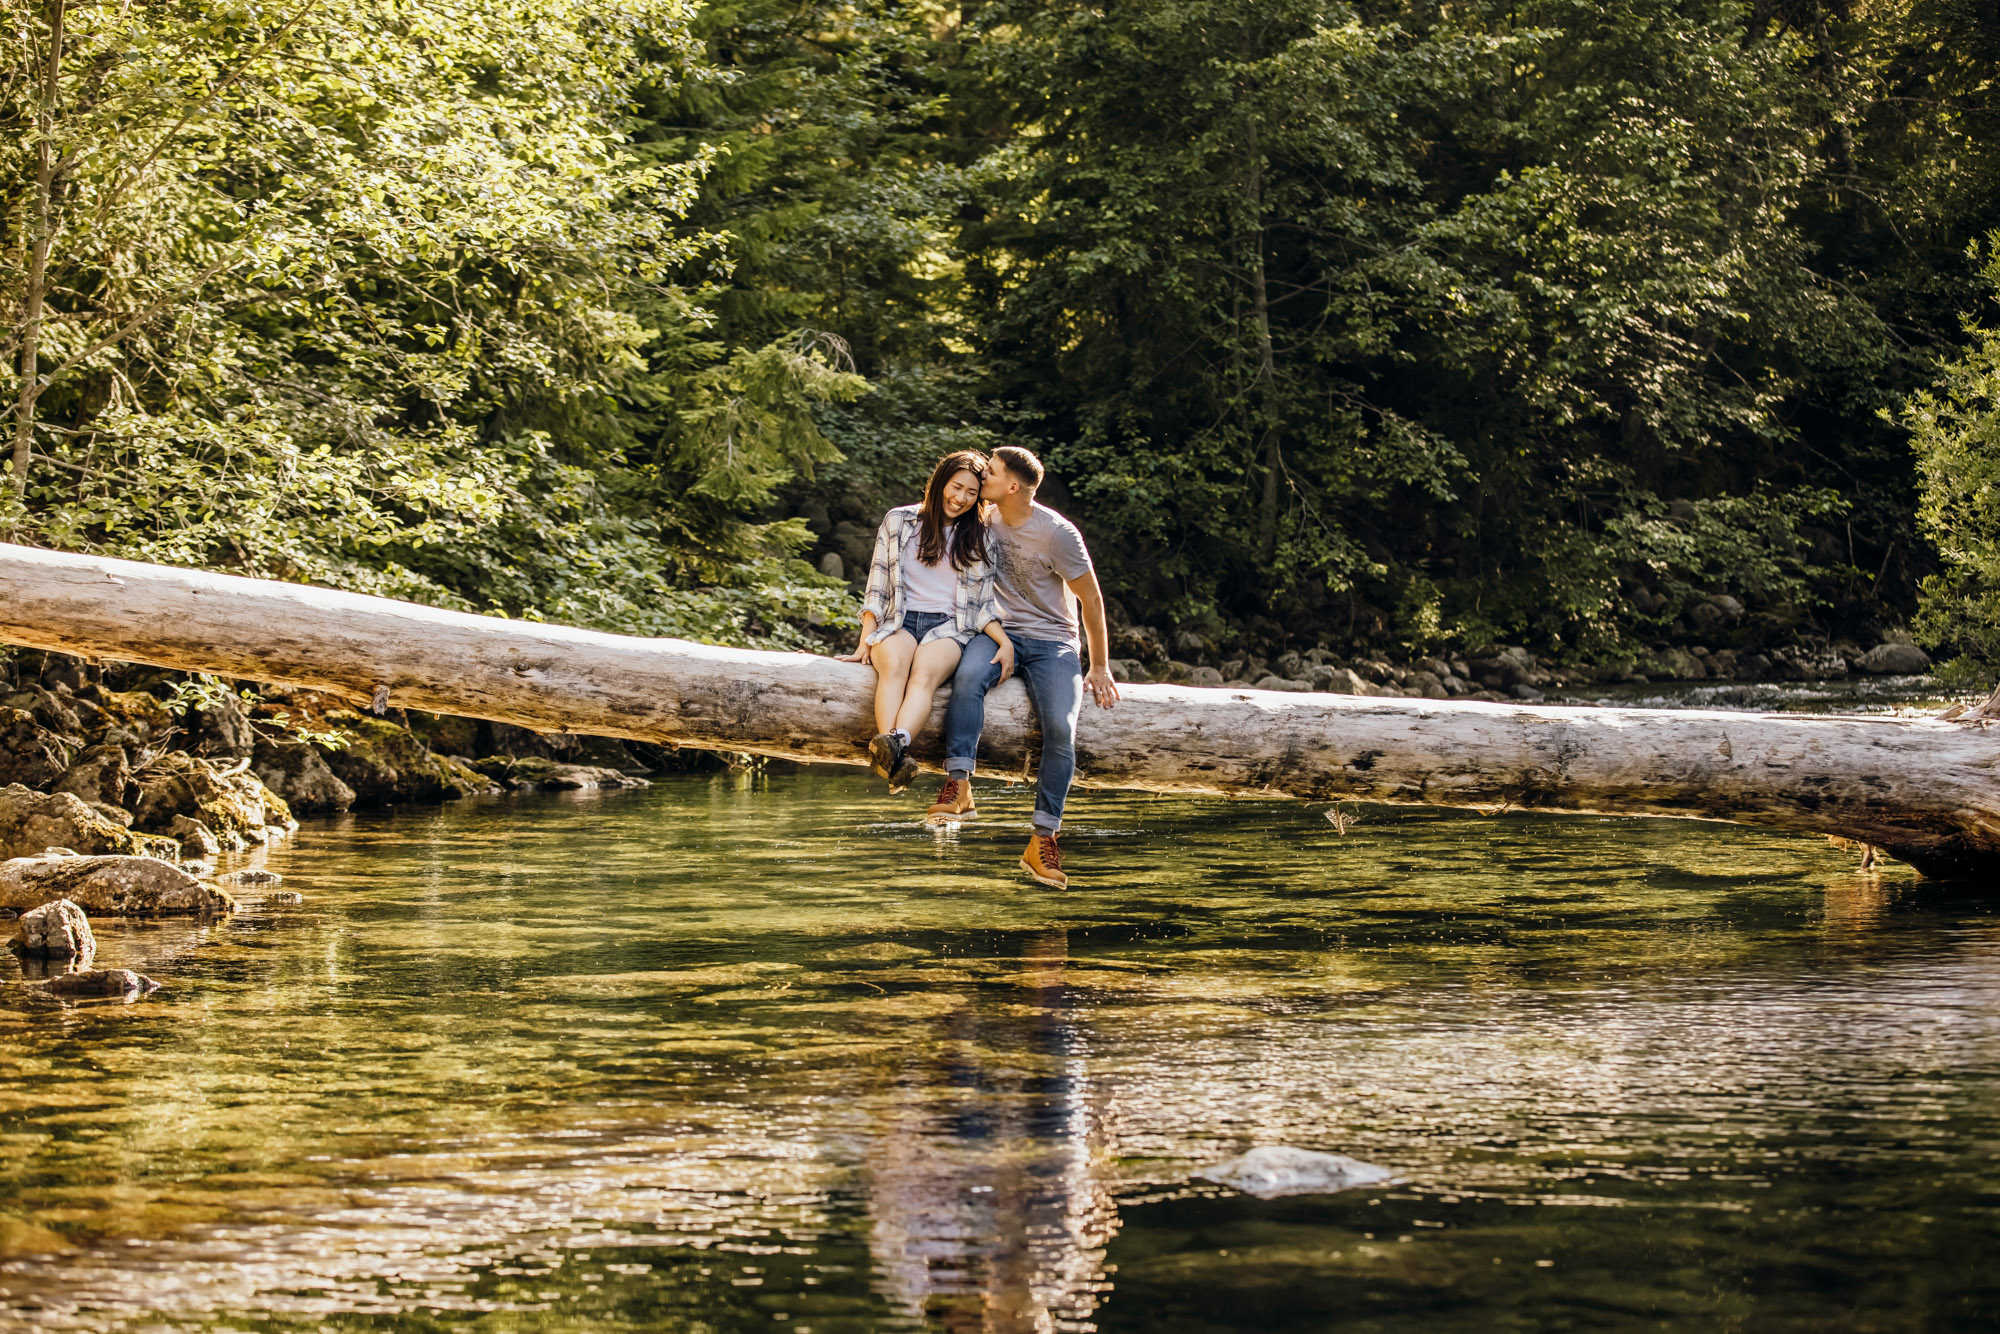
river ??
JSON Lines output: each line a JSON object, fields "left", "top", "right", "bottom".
{"left": 1, "top": 763, "right": 1996, "bottom": 1331}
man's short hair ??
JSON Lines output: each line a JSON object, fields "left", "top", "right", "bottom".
{"left": 991, "top": 445, "right": 1045, "bottom": 489}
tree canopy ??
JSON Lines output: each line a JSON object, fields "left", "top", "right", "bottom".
{"left": 6, "top": 0, "right": 1999, "bottom": 669}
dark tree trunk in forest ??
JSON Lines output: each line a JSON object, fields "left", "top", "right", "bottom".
{"left": 9, "top": 0, "right": 64, "bottom": 510}
{"left": 1246, "top": 147, "right": 1283, "bottom": 562}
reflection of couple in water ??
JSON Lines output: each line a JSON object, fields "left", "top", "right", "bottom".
{"left": 838, "top": 446, "right": 1119, "bottom": 888}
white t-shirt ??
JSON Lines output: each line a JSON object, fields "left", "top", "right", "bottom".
{"left": 900, "top": 526, "right": 957, "bottom": 614}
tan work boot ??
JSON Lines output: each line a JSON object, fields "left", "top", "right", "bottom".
{"left": 1020, "top": 832, "right": 1066, "bottom": 887}
{"left": 925, "top": 778, "right": 976, "bottom": 825}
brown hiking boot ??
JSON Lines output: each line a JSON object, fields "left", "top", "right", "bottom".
{"left": 1020, "top": 832, "right": 1066, "bottom": 888}
{"left": 868, "top": 732, "right": 903, "bottom": 782}
{"left": 888, "top": 751, "right": 920, "bottom": 794}
{"left": 925, "top": 778, "right": 976, "bottom": 825}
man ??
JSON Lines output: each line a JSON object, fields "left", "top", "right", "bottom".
{"left": 926, "top": 445, "right": 1120, "bottom": 887}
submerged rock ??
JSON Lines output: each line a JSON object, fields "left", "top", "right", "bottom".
{"left": 215, "top": 868, "right": 282, "bottom": 887}
{"left": 0, "top": 785, "right": 142, "bottom": 860}
{"left": 0, "top": 854, "right": 236, "bottom": 916}
{"left": 37, "top": 967, "right": 160, "bottom": 998}
{"left": 468, "top": 756, "right": 650, "bottom": 792}
{"left": 1195, "top": 1145, "right": 1397, "bottom": 1198}
{"left": 9, "top": 898, "right": 95, "bottom": 961}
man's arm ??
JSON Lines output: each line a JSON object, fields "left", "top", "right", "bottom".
{"left": 1066, "top": 570, "right": 1120, "bottom": 709}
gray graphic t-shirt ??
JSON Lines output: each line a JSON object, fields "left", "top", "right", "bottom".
{"left": 989, "top": 503, "right": 1093, "bottom": 645}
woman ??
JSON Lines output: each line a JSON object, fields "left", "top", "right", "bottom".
{"left": 839, "top": 449, "right": 1015, "bottom": 792}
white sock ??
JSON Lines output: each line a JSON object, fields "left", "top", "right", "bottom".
{"left": 891, "top": 729, "right": 910, "bottom": 747}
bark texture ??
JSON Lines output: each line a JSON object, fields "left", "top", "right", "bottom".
{"left": 1, "top": 542, "right": 1997, "bottom": 875}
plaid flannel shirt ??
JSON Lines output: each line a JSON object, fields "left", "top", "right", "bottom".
{"left": 861, "top": 504, "right": 1003, "bottom": 647}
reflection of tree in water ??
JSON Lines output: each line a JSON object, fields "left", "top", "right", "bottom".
{"left": 863, "top": 929, "right": 1119, "bottom": 1332}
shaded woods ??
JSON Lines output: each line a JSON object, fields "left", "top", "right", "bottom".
{"left": 5, "top": 0, "right": 2000, "bottom": 678}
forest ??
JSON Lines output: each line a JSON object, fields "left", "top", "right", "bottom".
{"left": 5, "top": 0, "right": 2000, "bottom": 680}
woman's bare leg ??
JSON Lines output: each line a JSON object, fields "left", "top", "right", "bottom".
{"left": 893, "top": 637, "right": 966, "bottom": 740}
{"left": 870, "top": 631, "right": 918, "bottom": 734}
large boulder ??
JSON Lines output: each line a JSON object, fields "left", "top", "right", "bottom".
{"left": 0, "top": 707, "right": 72, "bottom": 788}
{"left": 186, "top": 689, "right": 257, "bottom": 757}
{"left": 10, "top": 898, "right": 95, "bottom": 960}
{"left": 316, "top": 714, "right": 498, "bottom": 805}
{"left": 52, "top": 743, "right": 132, "bottom": 809}
{"left": 131, "top": 752, "right": 293, "bottom": 846}
{"left": 1854, "top": 642, "right": 1931, "bottom": 676}
{"left": 0, "top": 854, "right": 235, "bottom": 915}
{"left": 0, "top": 786, "right": 142, "bottom": 859}
{"left": 252, "top": 736, "right": 357, "bottom": 814}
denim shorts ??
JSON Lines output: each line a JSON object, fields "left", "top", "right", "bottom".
{"left": 899, "top": 609, "right": 953, "bottom": 641}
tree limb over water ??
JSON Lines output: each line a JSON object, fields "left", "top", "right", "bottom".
{"left": 0, "top": 542, "right": 1994, "bottom": 878}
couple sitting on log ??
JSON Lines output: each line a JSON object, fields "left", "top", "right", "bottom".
{"left": 837, "top": 446, "right": 1120, "bottom": 888}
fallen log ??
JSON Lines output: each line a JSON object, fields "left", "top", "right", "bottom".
{"left": 0, "top": 542, "right": 1994, "bottom": 876}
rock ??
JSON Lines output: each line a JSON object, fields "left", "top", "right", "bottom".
{"left": 1512, "top": 683, "right": 1546, "bottom": 701}
{"left": 1404, "top": 670, "right": 1448, "bottom": 699}
{"left": 264, "top": 890, "right": 304, "bottom": 904}
{"left": 9, "top": 899, "right": 95, "bottom": 960}
{"left": 1184, "top": 666, "right": 1226, "bottom": 688}
{"left": 467, "top": 756, "right": 650, "bottom": 792}
{"left": 169, "top": 815, "right": 221, "bottom": 859}
{"left": 1440, "top": 675, "right": 1471, "bottom": 696}
{"left": 1319, "top": 668, "right": 1376, "bottom": 696}
{"left": 37, "top": 967, "right": 160, "bottom": 998}
{"left": 0, "top": 854, "right": 236, "bottom": 915}
{"left": 1219, "top": 658, "right": 1248, "bottom": 682}
{"left": 1275, "top": 651, "right": 1305, "bottom": 680}
{"left": 89, "top": 689, "right": 175, "bottom": 747}
{"left": 816, "top": 552, "right": 844, "bottom": 581}
{"left": 1854, "top": 643, "right": 1931, "bottom": 675}
{"left": 1195, "top": 1146, "right": 1396, "bottom": 1199}
{"left": 1108, "top": 658, "right": 1151, "bottom": 684}
{"left": 831, "top": 520, "right": 875, "bottom": 578}
{"left": 316, "top": 714, "right": 499, "bottom": 806}
{"left": 1707, "top": 649, "right": 1740, "bottom": 680}
{"left": 0, "top": 785, "right": 143, "bottom": 860}
{"left": 1650, "top": 647, "right": 1709, "bottom": 681}
{"left": 1355, "top": 658, "right": 1396, "bottom": 685}
{"left": 2, "top": 682, "right": 82, "bottom": 736}
{"left": 251, "top": 736, "right": 356, "bottom": 814}
{"left": 1172, "top": 629, "right": 1211, "bottom": 661}
{"left": 1253, "top": 675, "right": 1311, "bottom": 692}
{"left": 186, "top": 688, "right": 256, "bottom": 757}
{"left": 0, "top": 707, "right": 72, "bottom": 788}
{"left": 132, "top": 752, "right": 290, "bottom": 844}
{"left": 215, "top": 868, "right": 282, "bottom": 887}
{"left": 52, "top": 743, "right": 132, "bottom": 810}
{"left": 1158, "top": 660, "right": 1195, "bottom": 683}
{"left": 182, "top": 859, "right": 215, "bottom": 878}
{"left": 1111, "top": 625, "right": 1167, "bottom": 663}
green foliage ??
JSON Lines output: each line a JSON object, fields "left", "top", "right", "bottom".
{"left": 1906, "top": 242, "right": 2000, "bottom": 683}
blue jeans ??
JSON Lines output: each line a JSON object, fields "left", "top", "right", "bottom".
{"left": 944, "top": 634, "right": 1082, "bottom": 835}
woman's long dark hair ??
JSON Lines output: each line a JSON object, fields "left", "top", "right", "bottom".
{"left": 916, "top": 449, "right": 991, "bottom": 572}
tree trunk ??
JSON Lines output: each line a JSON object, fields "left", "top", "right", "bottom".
{"left": 1246, "top": 148, "right": 1283, "bottom": 562}
{"left": 0, "top": 542, "right": 1996, "bottom": 876}
{"left": 10, "top": 0, "right": 65, "bottom": 507}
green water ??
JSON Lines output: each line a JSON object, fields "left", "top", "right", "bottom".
{"left": 1, "top": 772, "right": 1996, "bottom": 1332}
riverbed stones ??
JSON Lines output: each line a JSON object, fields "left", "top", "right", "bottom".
{"left": 37, "top": 967, "right": 160, "bottom": 998}
{"left": 1195, "top": 1145, "right": 1397, "bottom": 1198}
{"left": 214, "top": 868, "right": 282, "bottom": 887}
{"left": 1854, "top": 642, "right": 1931, "bottom": 675}
{"left": 0, "top": 854, "right": 236, "bottom": 915}
{"left": 1252, "top": 674, "right": 1311, "bottom": 692}
{"left": 9, "top": 899, "right": 94, "bottom": 960}
{"left": 467, "top": 756, "right": 650, "bottom": 792}
{"left": 52, "top": 743, "right": 133, "bottom": 809}
{"left": 0, "top": 785, "right": 141, "bottom": 860}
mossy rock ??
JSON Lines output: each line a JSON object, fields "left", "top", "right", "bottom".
{"left": 314, "top": 713, "right": 498, "bottom": 806}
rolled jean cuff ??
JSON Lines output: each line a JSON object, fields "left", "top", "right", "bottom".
{"left": 945, "top": 756, "right": 978, "bottom": 776}
{"left": 1032, "top": 814, "right": 1060, "bottom": 835}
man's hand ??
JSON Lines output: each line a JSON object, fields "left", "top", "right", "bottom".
{"left": 1084, "top": 662, "right": 1120, "bottom": 708}
{"left": 995, "top": 636, "right": 1017, "bottom": 684}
